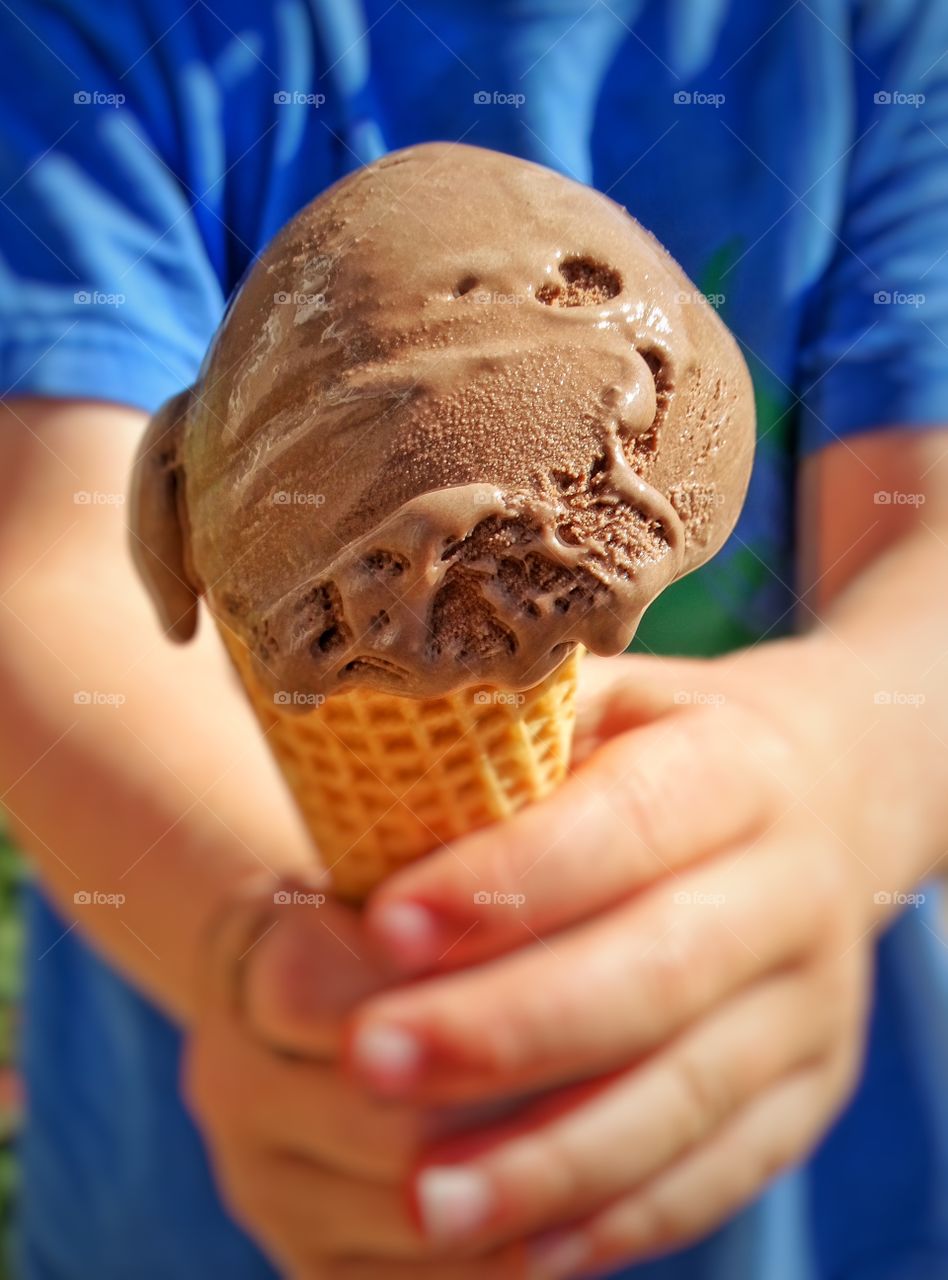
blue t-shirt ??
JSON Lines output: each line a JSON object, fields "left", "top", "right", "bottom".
{"left": 3, "top": 2, "right": 948, "bottom": 1276}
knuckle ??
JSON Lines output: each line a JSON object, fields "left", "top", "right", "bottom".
{"left": 478, "top": 960, "right": 596, "bottom": 1075}
{"left": 611, "top": 1189, "right": 692, "bottom": 1257}
{"left": 454, "top": 998, "right": 531, "bottom": 1075}
{"left": 671, "top": 1048, "right": 738, "bottom": 1136}
{"left": 334, "top": 1085, "right": 421, "bottom": 1179}
{"left": 641, "top": 918, "right": 707, "bottom": 1019}
{"left": 604, "top": 754, "right": 670, "bottom": 854}
{"left": 474, "top": 827, "right": 531, "bottom": 912}
{"left": 527, "top": 1127, "right": 590, "bottom": 1212}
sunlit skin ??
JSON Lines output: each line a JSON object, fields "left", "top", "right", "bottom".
{"left": 0, "top": 399, "right": 945, "bottom": 1277}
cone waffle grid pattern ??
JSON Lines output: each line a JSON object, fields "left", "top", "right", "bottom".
{"left": 222, "top": 633, "right": 581, "bottom": 901}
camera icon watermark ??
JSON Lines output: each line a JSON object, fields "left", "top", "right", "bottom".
{"left": 273, "top": 90, "right": 326, "bottom": 107}
{"left": 672, "top": 690, "right": 726, "bottom": 708}
{"left": 273, "top": 691, "right": 325, "bottom": 708}
{"left": 873, "top": 290, "right": 924, "bottom": 307}
{"left": 675, "top": 289, "right": 725, "bottom": 308}
{"left": 73, "top": 690, "right": 127, "bottom": 707}
{"left": 74, "top": 90, "right": 125, "bottom": 107}
{"left": 473, "top": 690, "right": 525, "bottom": 707}
{"left": 872, "top": 690, "right": 925, "bottom": 707}
{"left": 873, "top": 490, "right": 925, "bottom": 506}
{"left": 273, "top": 889, "right": 327, "bottom": 906}
{"left": 74, "top": 290, "right": 125, "bottom": 307}
{"left": 271, "top": 490, "right": 326, "bottom": 506}
{"left": 74, "top": 889, "right": 126, "bottom": 907}
{"left": 470, "top": 290, "right": 527, "bottom": 306}
{"left": 473, "top": 90, "right": 526, "bottom": 108}
{"left": 472, "top": 890, "right": 526, "bottom": 908}
{"left": 873, "top": 889, "right": 925, "bottom": 907}
{"left": 673, "top": 889, "right": 726, "bottom": 907}
{"left": 673, "top": 90, "right": 725, "bottom": 107}
{"left": 873, "top": 90, "right": 925, "bottom": 108}
{"left": 273, "top": 290, "right": 326, "bottom": 308}
{"left": 74, "top": 490, "right": 125, "bottom": 505}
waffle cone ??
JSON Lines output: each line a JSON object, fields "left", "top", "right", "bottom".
{"left": 221, "top": 630, "right": 582, "bottom": 902}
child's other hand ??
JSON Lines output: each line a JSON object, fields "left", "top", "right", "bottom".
{"left": 345, "top": 638, "right": 918, "bottom": 1274}
{"left": 183, "top": 876, "right": 526, "bottom": 1278}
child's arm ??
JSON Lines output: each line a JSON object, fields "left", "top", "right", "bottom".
{"left": 0, "top": 396, "right": 537, "bottom": 1276}
{"left": 0, "top": 395, "right": 322, "bottom": 1021}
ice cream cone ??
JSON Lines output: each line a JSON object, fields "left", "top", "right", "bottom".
{"left": 220, "top": 629, "right": 582, "bottom": 902}
{"left": 130, "top": 146, "right": 755, "bottom": 907}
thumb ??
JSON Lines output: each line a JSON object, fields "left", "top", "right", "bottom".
{"left": 201, "top": 871, "right": 392, "bottom": 1058}
{"left": 572, "top": 652, "right": 697, "bottom": 763}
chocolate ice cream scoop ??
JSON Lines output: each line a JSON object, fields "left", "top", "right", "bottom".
{"left": 131, "top": 143, "right": 755, "bottom": 701}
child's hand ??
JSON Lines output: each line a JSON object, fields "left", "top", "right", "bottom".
{"left": 183, "top": 877, "right": 527, "bottom": 1278}
{"left": 345, "top": 639, "right": 922, "bottom": 1275}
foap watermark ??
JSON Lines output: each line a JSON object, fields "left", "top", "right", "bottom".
{"left": 673, "top": 690, "right": 726, "bottom": 708}
{"left": 74, "top": 90, "right": 125, "bottom": 107}
{"left": 274, "top": 290, "right": 326, "bottom": 308}
{"left": 873, "top": 889, "right": 926, "bottom": 907}
{"left": 272, "top": 490, "right": 326, "bottom": 506}
{"left": 470, "top": 290, "right": 528, "bottom": 306}
{"left": 74, "top": 490, "right": 125, "bottom": 505}
{"left": 873, "top": 691, "right": 925, "bottom": 707}
{"left": 473, "top": 690, "right": 525, "bottom": 707}
{"left": 74, "top": 290, "right": 125, "bottom": 307}
{"left": 873, "top": 290, "right": 925, "bottom": 308}
{"left": 874, "top": 490, "right": 925, "bottom": 506}
{"left": 874, "top": 90, "right": 926, "bottom": 108}
{"left": 473, "top": 890, "right": 526, "bottom": 908}
{"left": 274, "top": 691, "right": 325, "bottom": 708}
{"left": 274, "top": 90, "right": 326, "bottom": 107}
{"left": 273, "top": 889, "right": 327, "bottom": 906}
{"left": 473, "top": 90, "right": 526, "bottom": 108}
{"left": 676, "top": 289, "right": 725, "bottom": 309}
{"left": 673, "top": 90, "right": 725, "bottom": 108}
{"left": 74, "top": 690, "right": 126, "bottom": 707}
{"left": 674, "top": 890, "right": 726, "bottom": 907}
{"left": 74, "top": 890, "right": 126, "bottom": 907}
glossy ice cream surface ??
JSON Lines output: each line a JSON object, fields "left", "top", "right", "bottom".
{"left": 131, "top": 143, "right": 755, "bottom": 702}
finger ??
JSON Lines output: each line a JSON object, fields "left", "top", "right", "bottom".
{"left": 190, "top": 1017, "right": 520, "bottom": 1182}
{"left": 571, "top": 654, "right": 706, "bottom": 758}
{"left": 407, "top": 965, "right": 836, "bottom": 1249}
{"left": 531, "top": 1056, "right": 856, "bottom": 1278}
{"left": 366, "top": 704, "right": 777, "bottom": 973}
{"left": 570, "top": 654, "right": 671, "bottom": 746}
{"left": 188, "top": 1027, "right": 422, "bottom": 1179}
{"left": 201, "top": 871, "right": 393, "bottom": 1056}
{"left": 222, "top": 1148, "right": 511, "bottom": 1265}
{"left": 212, "top": 1146, "right": 419, "bottom": 1267}
{"left": 349, "top": 839, "right": 828, "bottom": 1103}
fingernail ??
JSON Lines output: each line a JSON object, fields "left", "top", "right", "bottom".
{"left": 528, "top": 1230, "right": 590, "bottom": 1279}
{"left": 371, "top": 900, "right": 439, "bottom": 968}
{"left": 416, "top": 1165, "right": 494, "bottom": 1241}
{"left": 350, "top": 1023, "right": 423, "bottom": 1090}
